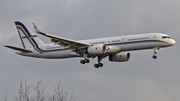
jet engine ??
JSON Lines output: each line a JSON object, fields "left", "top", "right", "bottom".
{"left": 87, "top": 44, "right": 107, "bottom": 55}
{"left": 109, "top": 52, "right": 130, "bottom": 62}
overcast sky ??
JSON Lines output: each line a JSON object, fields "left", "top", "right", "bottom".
{"left": 0, "top": 0, "right": 180, "bottom": 101}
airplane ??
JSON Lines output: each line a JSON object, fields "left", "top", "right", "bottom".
{"left": 4, "top": 21, "right": 176, "bottom": 68}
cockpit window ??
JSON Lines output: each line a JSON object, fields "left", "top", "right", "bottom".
{"left": 162, "top": 36, "right": 171, "bottom": 39}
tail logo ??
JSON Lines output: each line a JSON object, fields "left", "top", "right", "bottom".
{"left": 15, "top": 21, "right": 43, "bottom": 53}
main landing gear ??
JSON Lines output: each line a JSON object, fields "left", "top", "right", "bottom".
{"left": 94, "top": 63, "right": 103, "bottom": 68}
{"left": 152, "top": 47, "right": 159, "bottom": 59}
{"left": 80, "top": 51, "right": 104, "bottom": 68}
{"left": 80, "top": 59, "right": 90, "bottom": 64}
{"left": 80, "top": 58, "right": 104, "bottom": 68}
{"left": 80, "top": 52, "right": 90, "bottom": 64}
{"left": 80, "top": 56, "right": 104, "bottom": 68}
{"left": 94, "top": 56, "right": 103, "bottom": 68}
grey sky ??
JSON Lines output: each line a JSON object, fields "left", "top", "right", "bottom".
{"left": 0, "top": 0, "right": 180, "bottom": 101}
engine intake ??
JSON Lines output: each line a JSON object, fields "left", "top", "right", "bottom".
{"left": 109, "top": 52, "right": 130, "bottom": 62}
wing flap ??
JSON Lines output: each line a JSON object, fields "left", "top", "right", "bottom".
{"left": 4, "top": 45, "right": 33, "bottom": 53}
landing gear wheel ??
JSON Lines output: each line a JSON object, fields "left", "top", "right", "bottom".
{"left": 153, "top": 55, "right": 157, "bottom": 59}
{"left": 98, "top": 63, "right": 103, "bottom": 67}
{"left": 153, "top": 47, "right": 159, "bottom": 59}
{"left": 80, "top": 60, "right": 85, "bottom": 64}
{"left": 94, "top": 64, "right": 99, "bottom": 68}
{"left": 85, "top": 59, "right": 90, "bottom": 63}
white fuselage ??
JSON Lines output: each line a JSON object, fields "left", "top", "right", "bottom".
{"left": 16, "top": 33, "right": 175, "bottom": 59}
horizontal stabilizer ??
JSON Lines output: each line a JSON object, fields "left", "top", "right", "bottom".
{"left": 4, "top": 45, "right": 33, "bottom": 53}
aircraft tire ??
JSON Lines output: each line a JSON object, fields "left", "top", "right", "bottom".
{"left": 80, "top": 60, "right": 85, "bottom": 64}
{"left": 94, "top": 64, "right": 99, "bottom": 68}
{"left": 153, "top": 55, "right": 157, "bottom": 59}
{"left": 98, "top": 63, "right": 103, "bottom": 67}
{"left": 85, "top": 59, "right": 90, "bottom": 63}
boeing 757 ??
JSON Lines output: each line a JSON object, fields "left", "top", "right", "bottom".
{"left": 4, "top": 21, "right": 176, "bottom": 68}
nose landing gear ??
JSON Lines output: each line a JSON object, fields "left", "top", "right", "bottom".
{"left": 153, "top": 55, "right": 157, "bottom": 59}
{"left": 153, "top": 47, "right": 160, "bottom": 59}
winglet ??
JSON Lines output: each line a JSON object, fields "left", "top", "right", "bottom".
{"left": 32, "top": 22, "right": 40, "bottom": 33}
{"left": 32, "top": 23, "right": 46, "bottom": 35}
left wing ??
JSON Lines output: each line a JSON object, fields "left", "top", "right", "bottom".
{"left": 33, "top": 23, "right": 91, "bottom": 50}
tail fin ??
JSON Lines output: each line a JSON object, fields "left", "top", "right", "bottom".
{"left": 15, "top": 21, "right": 44, "bottom": 52}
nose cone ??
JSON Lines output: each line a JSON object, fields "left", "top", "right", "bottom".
{"left": 170, "top": 39, "right": 176, "bottom": 45}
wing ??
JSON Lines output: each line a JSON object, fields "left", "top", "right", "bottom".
{"left": 4, "top": 45, "right": 33, "bottom": 53}
{"left": 33, "top": 23, "right": 91, "bottom": 50}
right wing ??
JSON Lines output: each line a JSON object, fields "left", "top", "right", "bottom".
{"left": 33, "top": 23, "right": 91, "bottom": 50}
{"left": 4, "top": 45, "right": 33, "bottom": 53}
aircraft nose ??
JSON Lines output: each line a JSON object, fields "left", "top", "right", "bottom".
{"left": 170, "top": 39, "right": 176, "bottom": 45}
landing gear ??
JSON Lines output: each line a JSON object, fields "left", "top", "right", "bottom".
{"left": 80, "top": 59, "right": 90, "bottom": 64}
{"left": 94, "top": 64, "right": 99, "bottom": 68}
{"left": 98, "top": 63, "right": 103, "bottom": 67}
{"left": 94, "top": 56, "right": 104, "bottom": 68}
{"left": 80, "top": 51, "right": 90, "bottom": 64}
{"left": 80, "top": 60, "right": 85, "bottom": 64}
{"left": 85, "top": 59, "right": 89, "bottom": 63}
{"left": 80, "top": 51, "right": 105, "bottom": 68}
{"left": 152, "top": 47, "right": 159, "bottom": 59}
{"left": 94, "top": 63, "right": 103, "bottom": 68}
{"left": 153, "top": 55, "right": 157, "bottom": 59}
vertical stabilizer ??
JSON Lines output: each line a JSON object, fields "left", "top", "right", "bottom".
{"left": 15, "top": 21, "right": 44, "bottom": 52}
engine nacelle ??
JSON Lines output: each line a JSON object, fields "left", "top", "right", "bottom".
{"left": 87, "top": 44, "right": 106, "bottom": 55}
{"left": 106, "top": 46, "right": 121, "bottom": 54}
{"left": 109, "top": 52, "right": 130, "bottom": 62}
